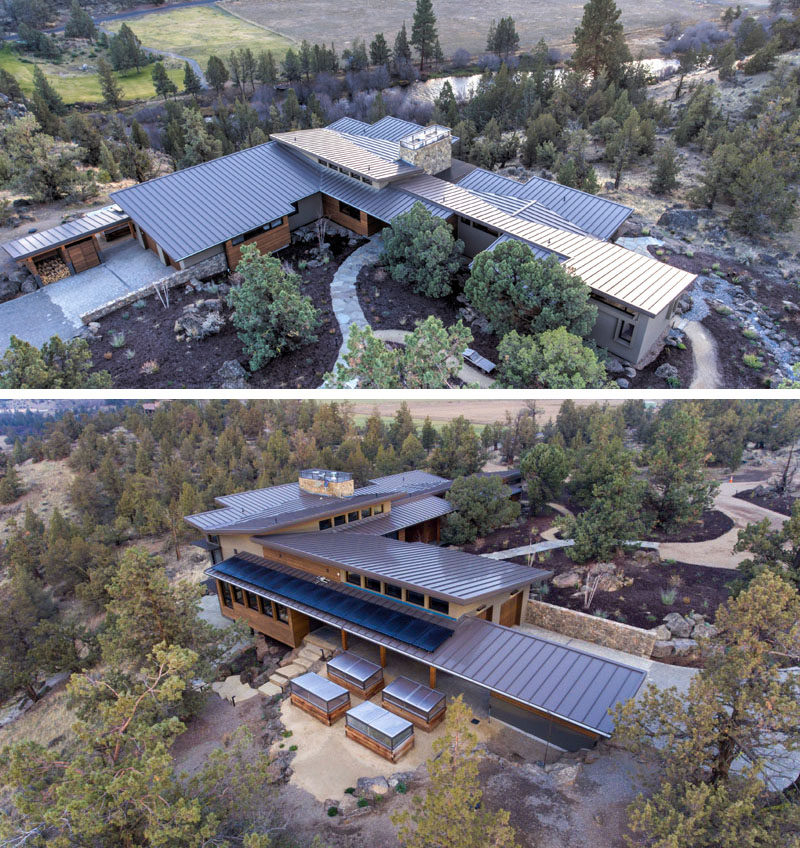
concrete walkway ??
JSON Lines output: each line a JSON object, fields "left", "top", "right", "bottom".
{"left": 325, "top": 234, "right": 493, "bottom": 387}
{"left": 683, "top": 320, "right": 721, "bottom": 389}
{"left": 0, "top": 240, "right": 166, "bottom": 352}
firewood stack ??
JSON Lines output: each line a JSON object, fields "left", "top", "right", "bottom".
{"left": 35, "top": 256, "right": 71, "bottom": 284}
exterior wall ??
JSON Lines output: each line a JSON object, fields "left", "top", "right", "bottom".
{"left": 399, "top": 135, "right": 452, "bottom": 175}
{"left": 457, "top": 218, "right": 501, "bottom": 257}
{"left": 525, "top": 599, "right": 657, "bottom": 657}
{"left": 404, "top": 517, "right": 440, "bottom": 544}
{"left": 224, "top": 217, "right": 290, "bottom": 269}
{"left": 590, "top": 297, "right": 674, "bottom": 368}
{"left": 489, "top": 692, "right": 600, "bottom": 751}
{"left": 298, "top": 476, "right": 355, "bottom": 498}
{"left": 289, "top": 193, "right": 323, "bottom": 230}
{"left": 179, "top": 244, "right": 225, "bottom": 269}
{"left": 218, "top": 533, "right": 267, "bottom": 560}
{"left": 258, "top": 546, "right": 344, "bottom": 581}
{"left": 322, "top": 194, "right": 369, "bottom": 236}
{"left": 216, "top": 579, "right": 309, "bottom": 647}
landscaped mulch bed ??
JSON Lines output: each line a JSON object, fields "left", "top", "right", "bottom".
{"left": 701, "top": 308, "right": 775, "bottom": 388}
{"left": 460, "top": 511, "right": 556, "bottom": 556}
{"left": 734, "top": 487, "right": 795, "bottom": 517}
{"left": 355, "top": 263, "right": 501, "bottom": 363}
{"left": 627, "top": 334, "right": 694, "bottom": 389}
{"left": 511, "top": 547, "right": 737, "bottom": 630}
{"left": 87, "top": 236, "right": 363, "bottom": 388}
{"left": 642, "top": 509, "right": 734, "bottom": 543}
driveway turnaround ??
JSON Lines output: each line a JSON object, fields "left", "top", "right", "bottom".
{"left": 0, "top": 240, "right": 166, "bottom": 352}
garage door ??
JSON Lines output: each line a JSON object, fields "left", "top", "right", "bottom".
{"left": 489, "top": 693, "right": 600, "bottom": 752}
{"left": 66, "top": 238, "right": 100, "bottom": 272}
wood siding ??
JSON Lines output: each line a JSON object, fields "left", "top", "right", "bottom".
{"left": 322, "top": 194, "right": 369, "bottom": 235}
{"left": 499, "top": 591, "right": 523, "bottom": 627}
{"left": 258, "top": 547, "right": 343, "bottom": 581}
{"left": 215, "top": 578, "right": 309, "bottom": 647}
{"left": 290, "top": 692, "right": 350, "bottom": 725}
{"left": 224, "top": 217, "right": 290, "bottom": 269}
{"left": 345, "top": 725, "right": 415, "bottom": 762}
{"left": 404, "top": 517, "right": 441, "bottom": 544}
{"left": 66, "top": 237, "right": 101, "bottom": 272}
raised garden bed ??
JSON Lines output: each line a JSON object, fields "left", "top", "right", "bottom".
{"left": 513, "top": 547, "right": 737, "bottom": 630}
{"left": 86, "top": 235, "right": 363, "bottom": 388}
{"left": 355, "top": 263, "right": 501, "bottom": 364}
{"left": 734, "top": 487, "right": 795, "bottom": 517}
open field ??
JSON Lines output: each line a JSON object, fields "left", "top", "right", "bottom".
{"left": 0, "top": 46, "right": 182, "bottom": 104}
{"left": 105, "top": 6, "right": 292, "bottom": 69}
{"left": 221, "top": 0, "right": 730, "bottom": 56}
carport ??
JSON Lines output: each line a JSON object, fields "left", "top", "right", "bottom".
{"left": 2, "top": 205, "right": 133, "bottom": 285}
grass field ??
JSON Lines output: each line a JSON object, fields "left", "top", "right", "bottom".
{"left": 105, "top": 6, "right": 291, "bottom": 69}
{"left": 0, "top": 46, "right": 182, "bottom": 104}
{"left": 221, "top": 0, "right": 727, "bottom": 56}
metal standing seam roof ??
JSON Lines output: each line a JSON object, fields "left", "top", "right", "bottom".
{"left": 470, "top": 232, "right": 560, "bottom": 265}
{"left": 346, "top": 700, "right": 413, "bottom": 738}
{"left": 204, "top": 553, "right": 645, "bottom": 737}
{"left": 399, "top": 173, "right": 696, "bottom": 317}
{"left": 2, "top": 205, "right": 131, "bottom": 261}
{"left": 335, "top": 495, "right": 454, "bottom": 535}
{"left": 432, "top": 616, "right": 646, "bottom": 737}
{"left": 471, "top": 190, "right": 589, "bottom": 236}
{"left": 185, "top": 490, "right": 401, "bottom": 534}
{"left": 291, "top": 671, "right": 349, "bottom": 702}
{"left": 270, "top": 129, "right": 421, "bottom": 182}
{"left": 256, "top": 532, "right": 552, "bottom": 604}
{"left": 318, "top": 167, "right": 452, "bottom": 224}
{"left": 327, "top": 115, "right": 427, "bottom": 144}
{"left": 208, "top": 554, "right": 455, "bottom": 652}
{"left": 355, "top": 471, "right": 453, "bottom": 498}
{"left": 110, "top": 142, "right": 320, "bottom": 262}
{"left": 457, "top": 167, "right": 633, "bottom": 241}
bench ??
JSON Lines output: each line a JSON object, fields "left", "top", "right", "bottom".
{"left": 463, "top": 348, "right": 496, "bottom": 374}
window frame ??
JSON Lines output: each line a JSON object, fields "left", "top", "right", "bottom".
{"left": 258, "top": 597, "right": 274, "bottom": 617}
{"left": 232, "top": 585, "right": 244, "bottom": 605}
{"left": 219, "top": 581, "right": 233, "bottom": 609}
{"left": 345, "top": 571, "right": 362, "bottom": 587}
{"left": 616, "top": 318, "right": 635, "bottom": 345}
{"left": 428, "top": 596, "right": 450, "bottom": 615}
{"left": 338, "top": 199, "right": 361, "bottom": 220}
{"left": 364, "top": 577, "right": 381, "bottom": 592}
{"left": 275, "top": 603, "right": 289, "bottom": 623}
{"left": 384, "top": 582, "right": 402, "bottom": 599}
{"left": 406, "top": 589, "right": 425, "bottom": 607}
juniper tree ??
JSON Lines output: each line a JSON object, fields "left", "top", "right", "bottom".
{"left": 32, "top": 64, "right": 65, "bottom": 115}
{"left": 64, "top": 0, "right": 96, "bottom": 40}
{"left": 441, "top": 474, "right": 520, "bottom": 545}
{"left": 183, "top": 60, "right": 202, "bottom": 96}
{"left": 151, "top": 61, "right": 177, "bottom": 100}
{"left": 410, "top": 0, "right": 439, "bottom": 72}
{"left": 97, "top": 57, "right": 123, "bottom": 110}
{"left": 428, "top": 416, "right": 486, "bottom": 478}
{"left": 206, "top": 54, "right": 229, "bottom": 93}
{"left": 520, "top": 442, "right": 570, "bottom": 514}
{"left": 650, "top": 139, "right": 681, "bottom": 194}
{"left": 369, "top": 32, "right": 391, "bottom": 66}
{"left": 572, "top": 0, "right": 632, "bottom": 81}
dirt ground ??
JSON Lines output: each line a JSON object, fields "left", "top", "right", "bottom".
{"left": 0, "top": 458, "right": 76, "bottom": 541}
{"left": 86, "top": 235, "right": 361, "bottom": 388}
{"left": 735, "top": 486, "right": 795, "bottom": 517}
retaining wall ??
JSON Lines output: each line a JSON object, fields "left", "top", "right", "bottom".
{"left": 525, "top": 600, "right": 657, "bottom": 658}
{"left": 80, "top": 254, "right": 227, "bottom": 324}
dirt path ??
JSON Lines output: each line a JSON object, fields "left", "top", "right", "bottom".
{"left": 659, "top": 479, "right": 787, "bottom": 568}
{"left": 683, "top": 320, "right": 721, "bottom": 389}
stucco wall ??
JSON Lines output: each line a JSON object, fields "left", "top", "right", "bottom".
{"left": 525, "top": 600, "right": 657, "bottom": 657}
{"left": 290, "top": 193, "right": 323, "bottom": 230}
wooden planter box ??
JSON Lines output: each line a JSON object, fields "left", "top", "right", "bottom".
{"left": 290, "top": 692, "right": 350, "bottom": 726}
{"left": 328, "top": 668, "right": 385, "bottom": 699}
{"left": 345, "top": 725, "right": 415, "bottom": 762}
{"left": 382, "top": 698, "right": 446, "bottom": 731}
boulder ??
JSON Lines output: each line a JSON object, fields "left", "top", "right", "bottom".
{"left": 388, "top": 771, "right": 414, "bottom": 789}
{"left": 215, "top": 359, "right": 248, "bottom": 389}
{"left": 657, "top": 209, "right": 699, "bottom": 231}
{"left": 552, "top": 570, "right": 582, "bottom": 589}
{"left": 663, "top": 612, "right": 693, "bottom": 638}
{"left": 356, "top": 775, "right": 390, "bottom": 797}
{"left": 651, "top": 640, "right": 674, "bottom": 658}
{"left": 671, "top": 638, "right": 699, "bottom": 656}
{"left": 616, "top": 378, "right": 630, "bottom": 389}
{"left": 587, "top": 562, "right": 616, "bottom": 577}
{"left": 782, "top": 300, "right": 799, "bottom": 314}
{"left": 650, "top": 624, "right": 671, "bottom": 641}
{"left": 691, "top": 622, "right": 718, "bottom": 640}
{"left": 550, "top": 762, "right": 582, "bottom": 787}
{"left": 605, "top": 357, "right": 626, "bottom": 374}
{"left": 20, "top": 278, "right": 37, "bottom": 294}
{"left": 0, "top": 276, "right": 20, "bottom": 302}
{"left": 655, "top": 363, "right": 679, "bottom": 381}
{"left": 174, "top": 307, "right": 224, "bottom": 340}
{"left": 623, "top": 366, "right": 637, "bottom": 379}
{"left": 9, "top": 267, "right": 30, "bottom": 285}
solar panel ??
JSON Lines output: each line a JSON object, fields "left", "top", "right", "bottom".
{"left": 211, "top": 556, "right": 453, "bottom": 653}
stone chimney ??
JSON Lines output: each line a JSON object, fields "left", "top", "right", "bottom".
{"left": 298, "top": 469, "right": 354, "bottom": 497}
{"left": 399, "top": 125, "right": 452, "bottom": 175}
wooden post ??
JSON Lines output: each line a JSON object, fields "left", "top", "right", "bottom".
{"left": 341, "top": 629, "right": 348, "bottom": 651}
{"left": 429, "top": 666, "right": 436, "bottom": 689}
{"left": 379, "top": 645, "right": 386, "bottom": 667}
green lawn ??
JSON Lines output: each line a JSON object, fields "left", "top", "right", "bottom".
{"left": 105, "top": 6, "right": 291, "bottom": 69}
{"left": 0, "top": 46, "right": 183, "bottom": 104}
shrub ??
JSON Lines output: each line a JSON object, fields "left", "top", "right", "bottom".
{"left": 357, "top": 798, "right": 369, "bottom": 808}
{"left": 660, "top": 587, "right": 677, "bottom": 605}
{"left": 0, "top": 335, "right": 111, "bottom": 389}
{"left": 327, "top": 806, "right": 339, "bottom": 817}
{"left": 381, "top": 202, "right": 463, "bottom": 297}
{"left": 110, "top": 331, "right": 125, "bottom": 348}
{"left": 743, "top": 352, "right": 763, "bottom": 369}
{"left": 227, "top": 244, "right": 321, "bottom": 371}
{"left": 441, "top": 474, "right": 521, "bottom": 545}
{"left": 395, "top": 781, "right": 407, "bottom": 794}
{"left": 344, "top": 787, "right": 355, "bottom": 794}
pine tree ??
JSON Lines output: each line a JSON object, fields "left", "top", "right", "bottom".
{"left": 32, "top": 65, "right": 66, "bottom": 115}
{"left": 97, "top": 57, "right": 123, "bottom": 110}
{"left": 420, "top": 416, "right": 437, "bottom": 450}
{"left": 394, "top": 21, "right": 412, "bottom": 69}
{"left": 650, "top": 139, "right": 681, "bottom": 194}
{"left": 572, "top": 0, "right": 632, "bottom": 81}
{"left": 130, "top": 119, "right": 150, "bottom": 148}
{"left": 64, "top": 0, "right": 97, "bottom": 41}
{"left": 0, "top": 462, "right": 23, "bottom": 503}
{"left": 369, "top": 90, "right": 387, "bottom": 121}
{"left": 183, "top": 61, "right": 202, "bottom": 96}
{"left": 179, "top": 108, "right": 222, "bottom": 167}
{"left": 98, "top": 141, "right": 120, "bottom": 181}
{"left": 410, "top": 0, "right": 438, "bottom": 72}
{"left": 256, "top": 50, "right": 277, "bottom": 86}
{"left": 0, "top": 68, "right": 23, "bottom": 101}
{"left": 152, "top": 62, "right": 178, "bottom": 100}
{"left": 369, "top": 32, "right": 391, "bottom": 67}
{"left": 206, "top": 54, "right": 229, "bottom": 93}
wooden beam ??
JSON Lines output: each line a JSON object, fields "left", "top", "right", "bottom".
{"left": 429, "top": 666, "right": 436, "bottom": 689}
{"left": 379, "top": 645, "right": 386, "bottom": 667}
{"left": 341, "top": 629, "right": 348, "bottom": 651}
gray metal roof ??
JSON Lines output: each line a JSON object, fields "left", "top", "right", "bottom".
{"left": 319, "top": 167, "right": 451, "bottom": 224}
{"left": 346, "top": 700, "right": 413, "bottom": 737}
{"left": 257, "top": 532, "right": 551, "bottom": 604}
{"left": 327, "top": 650, "right": 382, "bottom": 683}
{"left": 205, "top": 552, "right": 643, "bottom": 736}
{"left": 356, "top": 471, "right": 453, "bottom": 498}
{"left": 469, "top": 233, "right": 560, "bottom": 265}
{"left": 328, "top": 115, "right": 425, "bottom": 143}
{"left": 471, "top": 189, "right": 589, "bottom": 236}
{"left": 432, "top": 617, "right": 645, "bottom": 737}
{"left": 457, "top": 168, "right": 633, "bottom": 240}
{"left": 400, "top": 173, "right": 695, "bottom": 317}
{"left": 2, "top": 205, "right": 131, "bottom": 261}
{"left": 291, "top": 671, "right": 349, "bottom": 702}
{"left": 111, "top": 142, "right": 319, "bottom": 261}
{"left": 335, "top": 496, "right": 453, "bottom": 535}
{"left": 327, "top": 117, "right": 372, "bottom": 135}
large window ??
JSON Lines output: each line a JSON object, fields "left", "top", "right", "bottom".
{"left": 338, "top": 200, "right": 361, "bottom": 220}
{"left": 384, "top": 582, "right": 402, "bottom": 599}
{"left": 429, "top": 596, "right": 449, "bottom": 615}
{"left": 258, "top": 597, "right": 273, "bottom": 617}
{"left": 219, "top": 581, "right": 233, "bottom": 608}
{"left": 334, "top": 514, "right": 346, "bottom": 526}
{"left": 246, "top": 591, "right": 259, "bottom": 611}
{"left": 232, "top": 585, "right": 244, "bottom": 605}
{"left": 275, "top": 603, "right": 289, "bottom": 623}
{"left": 364, "top": 577, "right": 381, "bottom": 592}
{"left": 319, "top": 518, "right": 333, "bottom": 530}
{"left": 406, "top": 590, "right": 425, "bottom": 607}
{"left": 348, "top": 511, "right": 359, "bottom": 523}
{"left": 361, "top": 507, "right": 372, "bottom": 519}
{"left": 616, "top": 319, "right": 635, "bottom": 345}
{"left": 346, "top": 571, "right": 362, "bottom": 586}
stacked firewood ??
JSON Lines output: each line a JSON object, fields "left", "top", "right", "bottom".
{"left": 36, "top": 256, "right": 71, "bottom": 284}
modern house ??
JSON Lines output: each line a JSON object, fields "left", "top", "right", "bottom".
{"left": 189, "top": 467, "right": 646, "bottom": 751}
{"left": 3, "top": 115, "right": 695, "bottom": 366}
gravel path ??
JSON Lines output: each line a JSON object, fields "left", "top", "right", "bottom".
{"left": 682, "top": 320, "right": 720, "bottom": 388}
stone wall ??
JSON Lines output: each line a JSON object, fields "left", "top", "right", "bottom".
{"left": 399, "top": 135, "right": 452, "bottom": 175}
{"left": 80, "top": 254, "right": 227, "bottom": 323}
{"left": 525, "top": 600, "right": 657, "bottom": 658}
